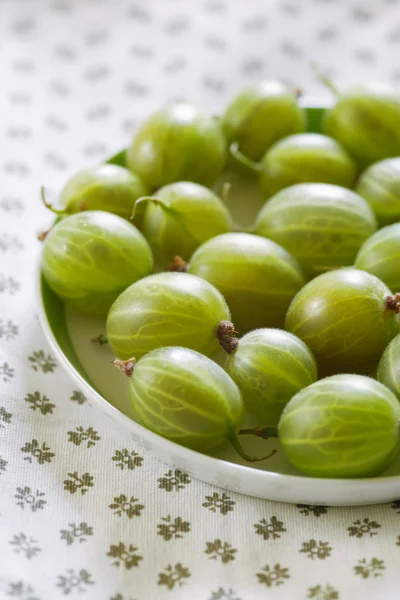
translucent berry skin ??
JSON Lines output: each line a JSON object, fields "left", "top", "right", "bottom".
{"left": 126, "top": 103, "right": 227, "bottom": 189}
{"left": 221, "top": 81, "right": 306, "bottom": 160}
{"left": 128, "top": 346, "right": 244, "bottom": 451}
{"left": 285, "top": 268, "right": 399, "bottom": 376}
{"left": 188, "top": 233, "right": 305, "bottom": 333}
{"left": 279, "top": 374, "right": 400, "bottom": 478}
{"left": 41, "top": 211, "right": 153, "bottom": 316}
{"left": 255, "top": 183, "right": 377, "bottom": 279}
{"left": 226, "top": 328, "right": 317, "bottom": 424}
{"left": 59, "top": 164, "right": 149, "bottom": 221}
{"left": 259, "top": 133, "right": 356, "bottom": 197}
{"left": 355, "top": 223, "right": 400, "bottom": 293}
{"left": 106, "top": 272, "right": 231, "bottom": 360}
{"left": 378, "top": 335, "right": 400, "bottom": 400}
{"left": 355, "top": 157, "right": 400, "bottom": 226}
{"left": 142, "top": 182, "right": 231, "bottom": 268}
{"left": 323, "top": 83, "right": 400, "bottom": 168}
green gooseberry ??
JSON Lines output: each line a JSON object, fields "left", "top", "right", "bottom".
{"left": 41, "top": 211, "right": 153, "bottom": 316}
{"left": 323, "top": 82, "right": 400, "bottom": 168}
{"left": 255, "top": 183, "right": 377, "bottom": 279}
{"left": 136, "top": 181, "right": 231, "bottom": 268}
{"left": 226, "top": 328, "right": 317, "bottom": 424}
{"left": 378, "top": 334, "right": 400, "bottom": 400}
{"left": 43, "top": 164, "right": 149, "bottom": 222}
{"left": 285, "top": 268, "right": 399, "bottom": 376}
{"left": 355, "top": 157, "right": 400, "bottom": 226}
{"left": 186, "top": 232, "right": 305, "bottom": 333}
{"left": 355, "top": 223, "right": 400, "bottom": 293}
{"left": 278, "top": 374, "right": 400, "bottom": 478}
{"left": 221, "top": 81, "right": 306, "bottom": 161}
{"left": 106, "top": 272, "right": 235, "bottom": 360}
{"left": 113, "top": 346, "right": 274, "bottom": 461}
{"left": 126, "top": 103, "right": 227, "bottom": 189}
{"left": 259, "top": 133, "right": 356, "bottom": 197}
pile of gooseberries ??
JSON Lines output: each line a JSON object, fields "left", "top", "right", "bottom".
{"left": 40, "top": 78, "right": 400, "bottom": 479}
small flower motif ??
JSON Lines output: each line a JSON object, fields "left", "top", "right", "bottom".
{"left": 24, "top": 392, "right": 55, "bottom": 415}
{"left": 109, "top": 495, "right": 144, "bottom": 518}
{"left": 70, "top": 390, "right": 87, "bottom": 405}
{"left": 158, "top": 469, "right": 191, "bottom": 492}
{"left": 0, "top": 406, "right": 12, "bottom": 427}
{"left": 60, "top": 522, "right": 93, "bottom": 545}
{"left": 157, "top": 563, "right": 191, "bottom": 590}
{"left": 21, "top": 439, "right": 55, "bottom": 464}
{"left": 208, "top": 588, "right": 241, "bottom": 600}
{"left": 0, "top": 274, "right": 20, "bottom": 294}
{"left": 0, "top": 455, "right": 8, "bottom": 473}
{"left": 112, "top": 448, "right": 143, "bottom": 470}
{"left": 391, "top": 499, "right": 400, "bottom": 513}
{"left": 307, "top": 584, "right": 339, "bottom": 600}
{"left": 354, "top": 557, "right": 385, "bottom": 579}
{"left": 67, "top": 426, "right": 100, "bottom": 448}
{"left": 347, "top": 518, "right": 381, "bottom": 538}
{"left": 56, "top": 569, "right": 94, "bottom": 595}
{"left": 107, "top": 542, "right": 143, "bottom": 570}
{"left": 9, "top": 533, "right": 42, "bottom": 559}
{"left": 0, "top": 196, "right": 24, "bottom": 214}
{"left": 256, "top": 563, "right": 290, "bottom": 587}
{"left": 205, "top": 539, "right": 237, "bottom": 563}
{"left": 202, "top": 492, "right": 235, "bottom": 515}
{"left": 6, "top": 580, "right": 40, "bottom": 599}
{"left": 15, "top": 487, "right": 46, "bottom": 511}
{"left": 0, "top": 234, "right": 23, "bottom": 252}
{"left": 0, "top": 319, "right": 19, "bottom": 340}
{"left": 300, "top": 540, "right": 332, "bottom": 560}
{"left": 157, "top": 516, "right": 191, "bottom": 541}
{"left": 28, "top": 350, "right": 57, "bottom": 373}
{"left": 0, "top": 361, "right": 15, "bottom": 382}
{"left": 63, "top": 472, "right": 94, "bottom": 495}
{"left": 297, "top": 504, "right": 328, "bottom": 517}
{"left": 254, "top": 516, "right": 286, "bottom": 540}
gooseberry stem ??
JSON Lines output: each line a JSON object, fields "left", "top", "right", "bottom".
{"left": 92, "top": 333, "right": 109, "bottom": 345}
{"left": 131, "top": 196, "right": 179, "bottom": 221}
{"left": 40, "top": 186, "right": 65, "bottom": 215}
{"left": 311, "top": 62, "right": 339, "bottom": 97}
{"left": 228, "top": 431, "right": 277, "bottom": 462}
{"left": 239, "top": 426, "right": 279, "bottom": 439}
{"left": 216, "top": 320, "right": 239, "bottom": 354}
{"left": 169, "top": 256, "right": 188, "bottom": 272}
{"left": 229, "top": 143, "right": 262, "bottom": 174}
{"left": 112, "top": 358, "right": 136, "bottom": 377}
{"left": 221, "top": 182, "right": 231, "bottom": 204}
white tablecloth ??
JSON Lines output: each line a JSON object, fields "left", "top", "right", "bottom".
{"left": 2, "top": 0, "right": 400, "bottom": 598}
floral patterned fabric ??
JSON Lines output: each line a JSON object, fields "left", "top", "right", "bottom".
{"left": 1, "top": 0, "right": 400, "bottom": 598}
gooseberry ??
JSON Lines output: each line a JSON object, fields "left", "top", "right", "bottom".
{"left": 113, "top": 346, "right": 275, "bottom": 461}
{"left": 255, "top": 183, "right": 377, "bottom": 278}
{"left": 378, "top": 334, "right": 400, "bottom": 400}
{"left": 355, "top": 157, "right": 400, "bottom": 226}
{"left": 41, "top": 211, "right": 153, "bottom": 316}
{"left": 42, "top": 164, "right": 149, "bottom": 222}
{"left": 323, "top": 82, "right": 400, "bottom": 168}
{"left": 106, "top": 272, "right": 235, "bottom": 360}
{"left": 278, "top": 374, "right": 400, "bottom": 478}
{"left": 221, "top": 81, "right": 305, "bottom": 161}
{"left": 355, "top": 223, "right": 400, "bottom": 293}
{"left": 226, "top": 328, "right": 317, "bottom": 424}
{"left": 136, "top": 181, "right": 231, "bottom": 268}
{"left": 186, "top": 232, "right": 305, "bottom": 333}
{"left": 126, "top": 103, "right": 226, "bottom": 189}
{"left": 285, "top": 268, "right": 399, "bottom": 376}
{"left": 259, "top": 133, "right": 356, "bottom": 197}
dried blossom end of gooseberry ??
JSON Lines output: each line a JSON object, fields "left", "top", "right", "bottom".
{"left": 112, "top": 358, "right": 136, "bottom": 377}
{"left": 386, "top": 294, "right": 400, "bottom": 314}
{"left": 169, "top": 256, "right": 188, "bottom": 272}
{"left": 217, "top": 320, "right": 239, "bottom": 354}
{"left": 37, "top": 229, "right": 49, "bottom": 242}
